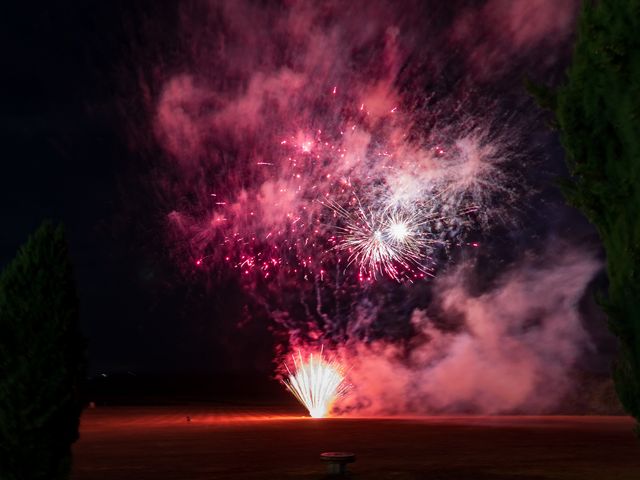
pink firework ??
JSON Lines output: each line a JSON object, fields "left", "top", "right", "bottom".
{"left": 155, "top": 2, "right": 517, "bottom": 287}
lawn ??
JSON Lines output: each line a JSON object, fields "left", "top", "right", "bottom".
{"left": 73, "top": 407, "right": 640, "bottom": 479}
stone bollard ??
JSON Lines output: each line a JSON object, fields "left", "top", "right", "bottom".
{"left": 320, "top": 452, "right": 356, "bottom": 475}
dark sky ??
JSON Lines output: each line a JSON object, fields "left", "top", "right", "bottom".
{"left": 0, "top": 1, "right": 268, "bottom": 377}
{"left": 0, "top": 1, "right": 615, "bottom": 384}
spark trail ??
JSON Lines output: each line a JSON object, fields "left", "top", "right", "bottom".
{"left": 283, "top": 350, "right": 347, "bottom": 418}
{"left": 325, "top": 199, "right": 437, "bottom": 281}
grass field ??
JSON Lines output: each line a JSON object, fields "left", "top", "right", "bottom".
{"left": 72, "top": 406, "right": 640, "bottom": 479}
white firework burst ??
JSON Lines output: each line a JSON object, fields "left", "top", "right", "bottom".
{"left": 325, "top": 199, "right": 437, "bottom": 281}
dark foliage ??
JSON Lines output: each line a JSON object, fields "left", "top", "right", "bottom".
{"left": 0, "top": 223, "right": 85, "bottom": 479}
{"left": 544, "top": 0, "right": 640, "bottom": 432}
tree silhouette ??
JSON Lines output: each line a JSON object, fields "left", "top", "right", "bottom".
{"left": 541, "top": 0, "right": 640, "bottom": 433}
{"left": 0, "top": 222, "right": 85, "bottom": 479}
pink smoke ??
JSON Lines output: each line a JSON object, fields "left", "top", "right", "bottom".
{"left": 452, "top": 0, "right": 580, "bottom": 79}
{"left": 334, "top": 246, "right": 601, "bottom": 415}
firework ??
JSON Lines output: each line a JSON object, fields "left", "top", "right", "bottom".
{"left": 283, "top": 350, "right": 347, "bottom": 418}
{"left": 324, "top": 198, "right": 437, "bottom": 281}
{"left": 156, "top": 3, "right": 515, "bottom": 289}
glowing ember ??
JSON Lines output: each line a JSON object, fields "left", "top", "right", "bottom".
{"left": 283, "top": 350, "right": 347, "bottom": 418}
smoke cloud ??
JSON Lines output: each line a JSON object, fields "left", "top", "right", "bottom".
{"left": 336, "top": 246, "right": 601, "bottom": 415}
{"left": 452, "top": 0, "right": 580, "bottom": 79}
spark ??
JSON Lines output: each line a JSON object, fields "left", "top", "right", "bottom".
{"left": 325, "top": 199, "right": 437, "bottom": 281}
{"left": 283, "top": 350, "right": 347, "bottom": 418}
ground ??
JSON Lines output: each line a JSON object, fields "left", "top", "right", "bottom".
{"left": 72, "top": 406, "right": 640, "bottom": 479}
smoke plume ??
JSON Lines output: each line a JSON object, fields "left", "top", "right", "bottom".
{"left": 335, "top": 246, "right": 601, "bottom": 415}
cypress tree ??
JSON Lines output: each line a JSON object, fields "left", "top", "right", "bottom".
{"left": 546, "top": 0, "right": 640, "bottom": 432}
{"left": 0, "top": 222, "right": 85, "bottom": 479}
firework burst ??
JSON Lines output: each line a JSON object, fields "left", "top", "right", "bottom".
{"left": 151, "top": 0, "right": 524, "bottom": 299}
{"left": 283, "top": 350, "right": 347, "bottom": 418}
{"left": 324, "top": 198, "right": 438, "bottom": 281}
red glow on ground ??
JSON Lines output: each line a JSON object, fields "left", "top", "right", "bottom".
{"left": 73, "top": 407, "right": 640, "bottom": 480}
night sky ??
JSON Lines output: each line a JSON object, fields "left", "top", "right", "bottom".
{"left": 0, "top": 1, "right": 618, "bottom": 406}
{"left": 2, "top": 1, "right": 283, "bottom": 384}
